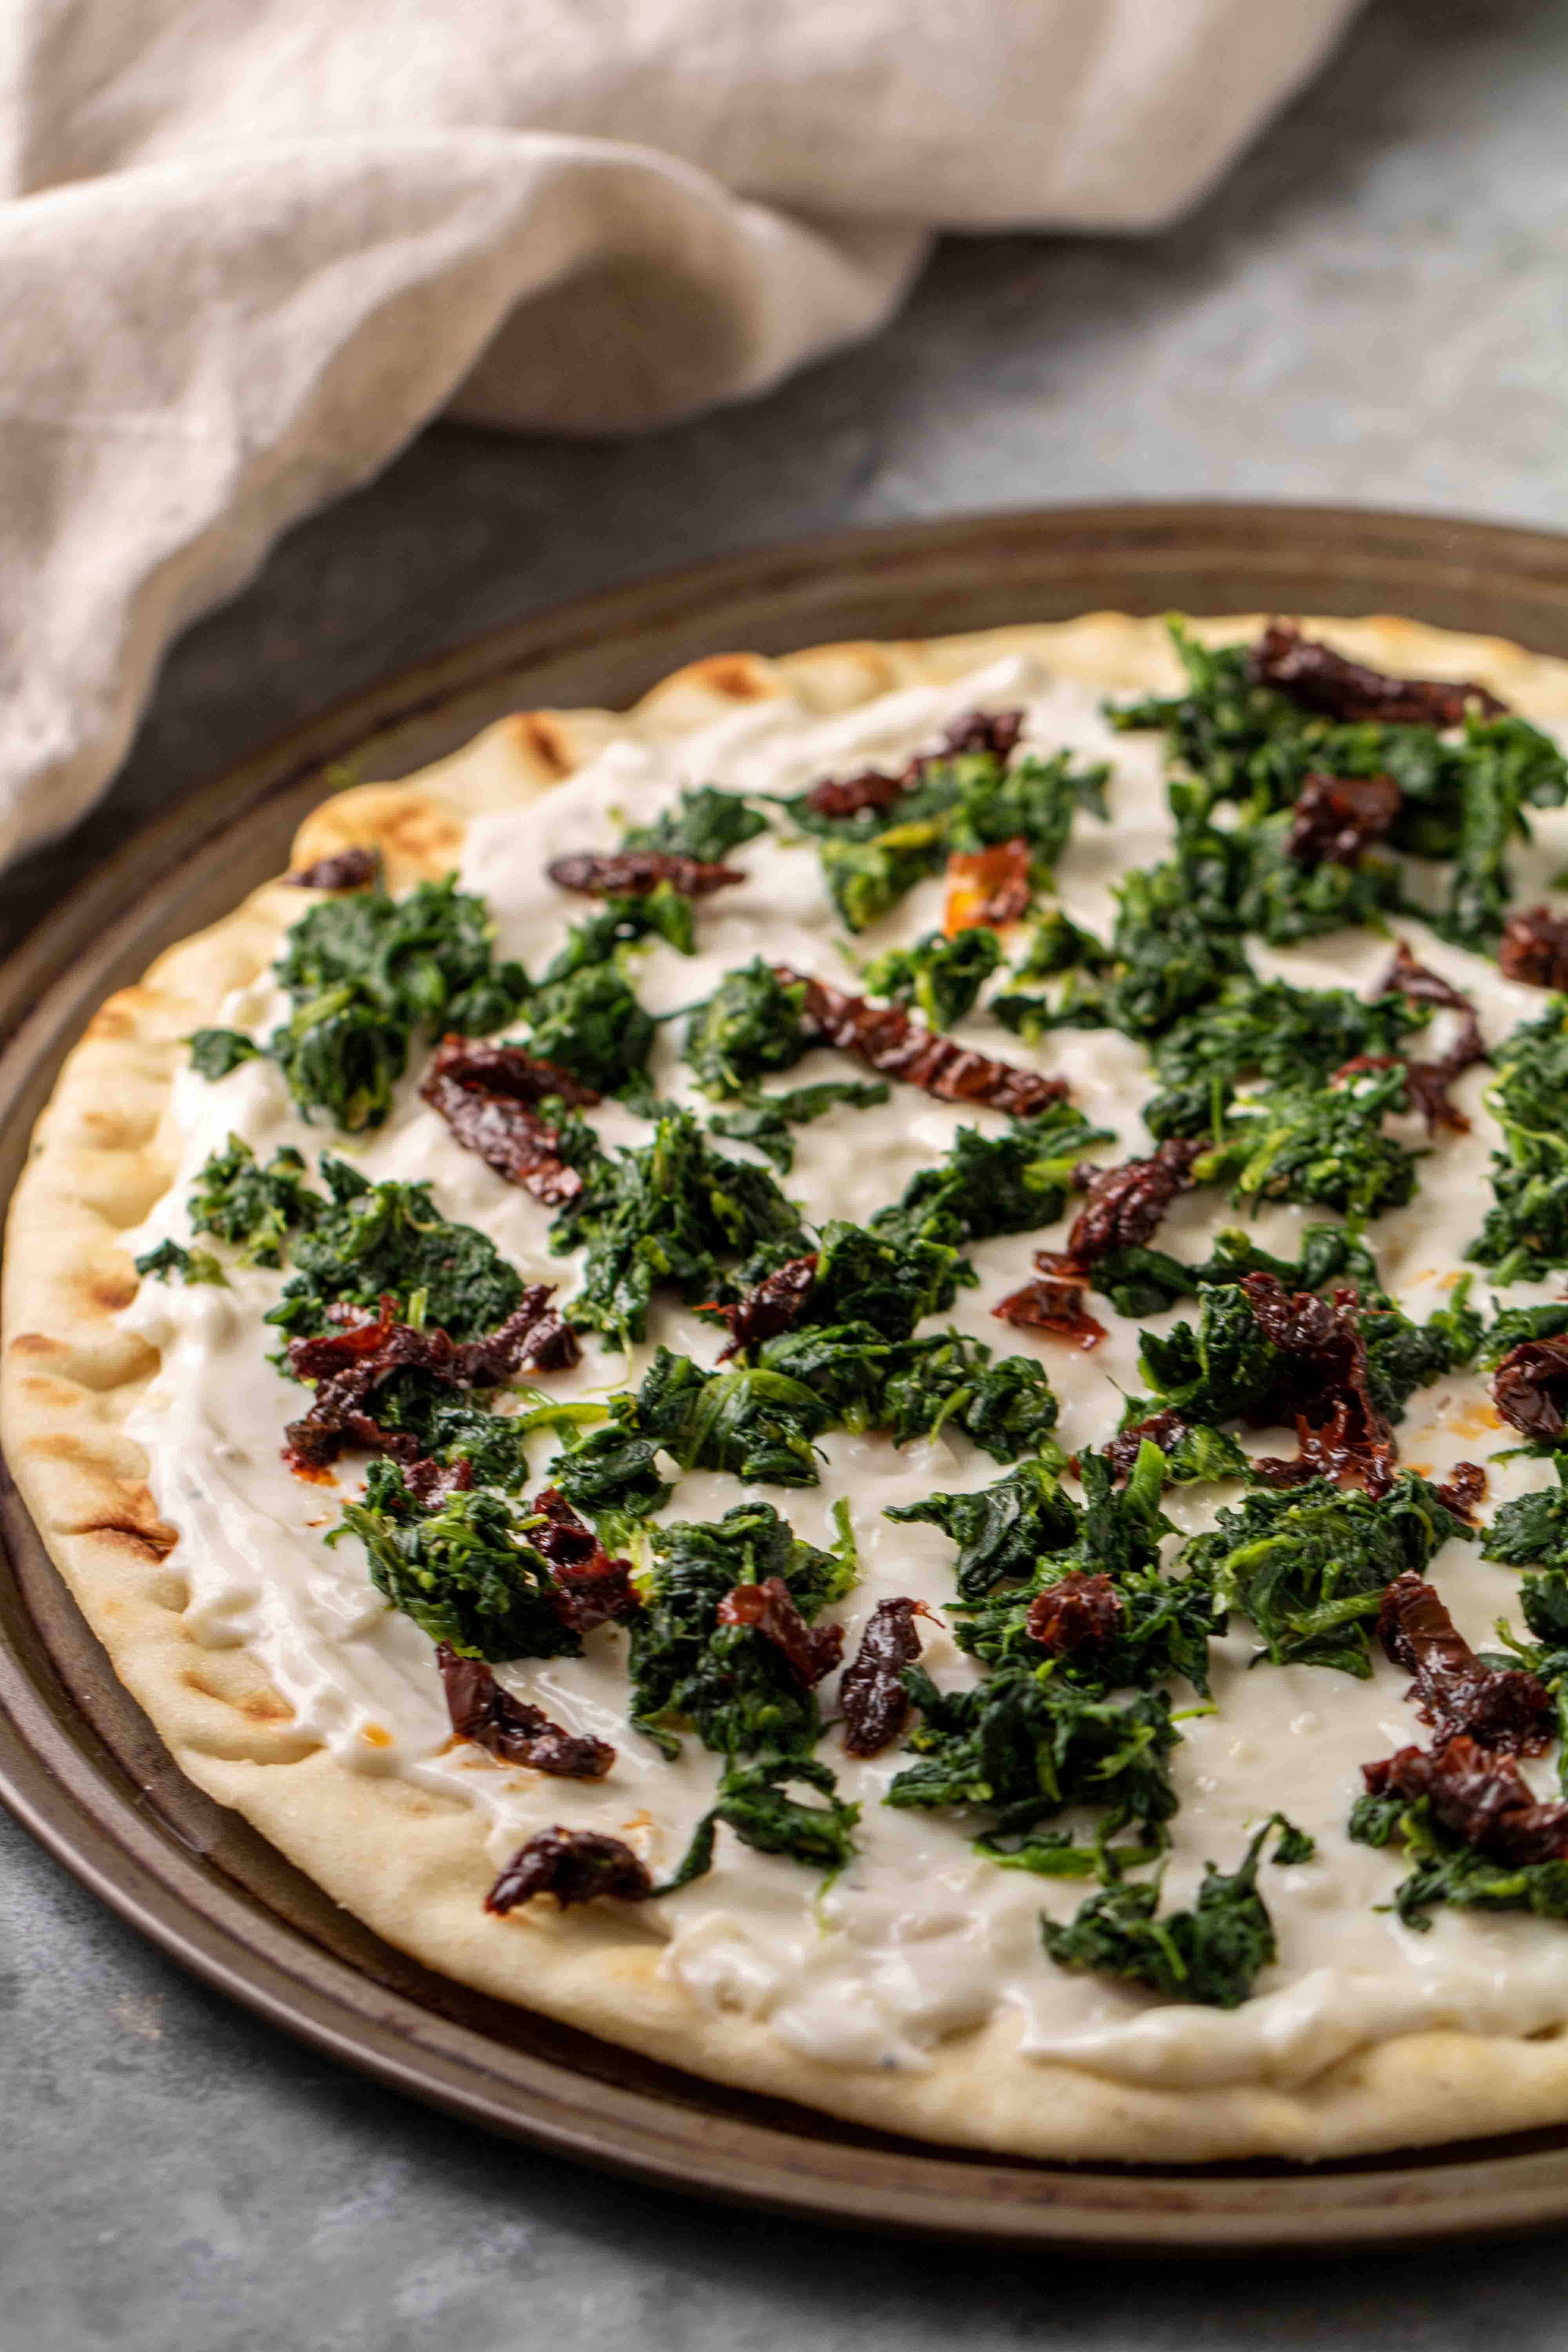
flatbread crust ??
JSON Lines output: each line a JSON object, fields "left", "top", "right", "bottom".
{"left": 13, "top": 608, "right": 1568, "bottom": 2165}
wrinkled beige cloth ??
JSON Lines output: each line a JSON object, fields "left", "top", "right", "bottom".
{"left": 0, "top": 0, "right": 1359, "bottom": 869}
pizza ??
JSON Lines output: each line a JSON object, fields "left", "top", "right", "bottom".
{"left": 15, "top": 609, "right": 1568, "bottom": 2166}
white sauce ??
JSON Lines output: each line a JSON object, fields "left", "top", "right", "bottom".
{"left": 119, "top": 651, "right": 1568, "bottom": 2089}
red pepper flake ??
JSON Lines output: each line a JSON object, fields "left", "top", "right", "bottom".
{"left": 716, "top": 1578, "right": 844, "bottom": 1687}
{"left": 281, "top": 1287, "right": 575, "bottom": 1474}
{"left": 284, "top": 846, "right": 380, "bottom": 891}
{"left": 437, "top": 1644, "right": 615, "bottom": 1779}
{"left": 486, "top": 1827, "right": 653, "bottom": 1915}
{"left": 1499, "top": 905, "right": 1568, "bottom": 992}
{"left": 1362, "top": 1737, "right": 1568, "bottom": 1866}
{"left": 1285, "top": 771, "right": 1401, "bottom": 867}
{"left": 942, "top": 837, "right": 1034, "bottom": 935}
{"left": 839, "top": 1598, "right": 935, "bottom": 1757}
{"left": 777, "top": 965, "right": 1067, "bottom": 1119}
{"left": 421, "top": 1033, "right": 598, "bottom": 1209}
{"left": 545, "top": 849, "right": 744, "bottom": 899}
{"left": 1025, "top": 1572, "right": 1124, "bottom": 1658}
{"left": 1377, "top": 1572, "right": 1553, "bottom": 1754}
{"left": 1252, "top": 619, "right": 1507, "bottom": 725}
{"left": 1063, "top": 1137, "right": 1204, "bottom": 1265}
{"left": 1492, "top": 1336, "right": 1568, "bottom": 1442}
{"left": 702, "top": 1253, "right": 819, "bottom": 1361}
{"left": 993, "top": 1267, "right": 1107, "bottom": 1350}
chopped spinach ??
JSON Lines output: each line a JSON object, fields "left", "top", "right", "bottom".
{"left": 1143, "top": 976, "right": 1426, "bottom": 1142}
{"left": 878, "top": 1332, "right": 1062, "bottom": 1462}
{"left": 661, "top": 1753, "right": 860, "bottom": 1888}
{"left": 1468, "top": 1002, "right": 1568, "bottom": 1281}
{"left": 187, "top": 1028, "right": 261, "bottom": 1081}
{"left": 270, "top": 875, "right": 529, "bottom": 1129}
{"left": 869, "top": 1104, "right": 1115, "bottom": 1258}
{"left": 887, "top": 1458, "right": 1080, "bottom": 1602}
{"left": 523, "top": 959, "right": 655, "bottom": 1096}
{"left": 706, "top": 1079, "right": 889, "bottom": 1172}
{"left": 888, "top": 1665, "right": 1181, "bottom": 1842}
{"left": 1348, "top": 1792, "right": 1568, "bottom": 1931}
{"left": 1178, "top": 1472, "right": 1472, "bottom": 1677}
{"left": 860, "top": 927, "right": 1001, "bottom": 1030}
{"left": 950, "top": 1446, "right": 1222, "bottom": 1693}
{"left": 684, "top": 961, "right": 810, "bottom": 1097}
{"left": 628, "top": 1501, "right": 854, "bottom": 1759}
{"left": 1101, "top": 849, "right": 1250, "bottom": 1038}
{"left": 552, "top": 1109, "right": 811, "bottom": 1344}
{"left": 187, "top": 1137, "right": 323, "bottom": 1267}
{"left": 1482, "top": 1457, "right": 1568, "bottom": 1570}
{"left": 1041, "top": 1814, "right": 1312, "bottom": 2008}
{"left": 622, "top": 785, "right": 767, "bottom": 864}
{"left": 132, "top": 1238, "right": 226, "bottom": 1286}
{"left": 820, "top": 821, "right": 947, "bottom": 933}
{"left": 267, "top": 1161, "right": 523, "bottom": 1339}
{"left": 332, "top": 1459, "right": 583, "bottom": 1661}
{"left": 1196, "top": 1063, "right": 1419, "bottom": 1220}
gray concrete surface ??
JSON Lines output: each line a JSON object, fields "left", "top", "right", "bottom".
{"left": 7, "top": 0, "right": 1568, "bottom": 2341}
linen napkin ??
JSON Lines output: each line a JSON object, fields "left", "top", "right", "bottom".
{"left": 0, "top": 0, "right": 1359, "bottom": 870}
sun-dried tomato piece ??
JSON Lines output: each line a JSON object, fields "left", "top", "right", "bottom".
{"left": 717, "top": 1577, "right": 844, "bottom": 1687}
{"left": 940, "top": 708, "right": 1025, "bottom": 760}
{"left": 1435, "top": 1459, "right": 1487, "bottom": 1522}
{"left": 282, "top": 1287, "right": 574, "bottom": 1474}
{"left": 485, "top": 1828, "right": 653, "bottom": 1915}
{"left": 942, "top": 837, "right": 1034, "bottom": 935}
{"left": 1377, "top": 939, "right": 1471, "bottom": 1011}
{"left": 284, "top": 846, "right": 380, "bottom": 891}
{"left": 1493, "top": 1336, "right": 1568, "bottom": 1441}
{"left": 778, "top": 966, "right": 1067, "bottom": 1118}
{"left": 992, "top": 1271, "right": 1107, "bottom": 1350}
{"left": 1241, "top": 1275, "right": 1395, "bottom": 1495}
{"left": 1362, "top": 1737, "right": 1568, "bottom": 1866}
{"left": 1378, "top": 1572, "right": 1553, "bottom": 1754}
{"left": 703, "top": 1253, "right": 819, "bottom": 1361}
{"left": 404, "top": 1456, "right": 476, "bottom": 1507}
{"left": 1404, "top": 1013, "right": 1487, "bottom": 1136}
{"left": 437, "top": 1644, "right": 615, "bottom": 1779}
{"left": 1286, "top": 771, "right": 1401, "bottom": 866}
{"left": 421, "top": 1034, "right": 597, "bottom": 1209}
{"left": 1103, "top": 1407, "right": 1201, "bottom": 1482}
{"left": 546, "top": 849, "right": 744, "bottom": 899}
{"left": 1025, "top": 1572, "right": 1124, "bottom": 1657}
{"left": 839, "top": 1597, "right": 934, "bottom": 1757}
{"left": 1499, "top": 905, "right": 1568, "bottom": 991}
{"left": 1252, "top": 620, "right": 1507, "bottom": 725}
{"left": 1064, "top": 1137, "right": 1204, "bottom": 1264}
{"left": 803, "top": 769, "right": 907, "bottom": 822}
{"left": 1363, "top": 947, "right": 1488, "bottom": 1131}
{"left": 527, "top": 1489, "right": 642, "bottom": 1632}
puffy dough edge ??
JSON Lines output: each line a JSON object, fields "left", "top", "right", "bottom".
{"left": 11, "top": 609, "right": 1568, "bottom": 2165}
